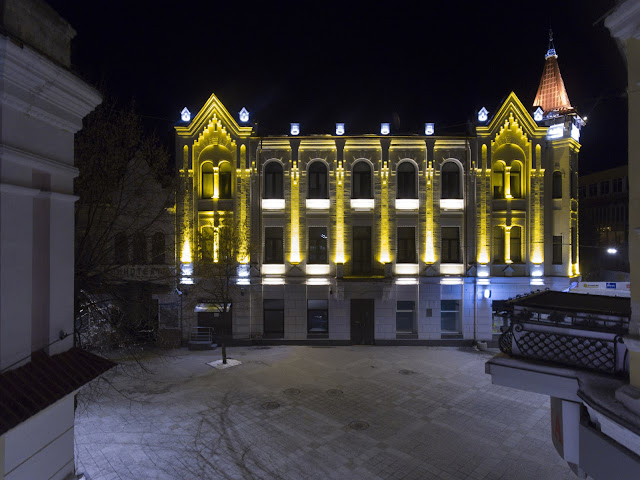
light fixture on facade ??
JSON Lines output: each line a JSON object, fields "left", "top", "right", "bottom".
{"left": 607, "top": 247, "right": 618, "bottom": 255}
{"left": 478, "top": 107, "right": 488, "bottom": 123}
{"left": 181, "top": 107, "right": 191, "bottom": 122}
{"left": 380, "top": 123, "right": 390, "bottom": 135}
{"left": 237, "top": 278, "right": 250, "bottom": 285}
{"left": 425, "top": 123, "right": 434, "bottom": 135}
{"left": 239, "top": 107, "right": 249, "bottom": 123}
{"left": 290, "top": 123, "right": 300, "bottom": 135}
{"left": 571, "top": 124, "right": 580, "bottom": 142}
{"left": 237, "top": 264, "right": 250, "bottom": 277}
{"left": 546, "top": 124, "right": 564, "bottom": 139}
{"left": 483, "top": 289, "right": 491, "bottom": 299}
{"left": 533, "top": 107, "right": 544, "bottom": 122}
{"left": 336, "top": 123, "right": 345, "bottom": 135}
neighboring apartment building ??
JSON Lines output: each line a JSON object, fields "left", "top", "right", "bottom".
{"left": 0, "top": 1, "right": 113, "bottom": 479}
{"left": 485, "top": 3, "right": 640, "bottom": 478}
{"left": 174, "top": 39, "right": 583, "bottom": 346}
{"left": 579, "top": 165, "right": 629, "bottom": 280}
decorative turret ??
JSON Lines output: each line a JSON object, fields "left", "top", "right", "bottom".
{"left": 533, "top": 30, "right": 574, "bottom": 117}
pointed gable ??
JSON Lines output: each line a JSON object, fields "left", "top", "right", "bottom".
{"left": 533, "top": 42, "right": 573, "bottom": 115}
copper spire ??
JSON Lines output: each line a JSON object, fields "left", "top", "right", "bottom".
{"left": 533, "top": 30, "right": 573, "bottom": 115}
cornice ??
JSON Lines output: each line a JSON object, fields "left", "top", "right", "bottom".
{"left": 175, "top": 92, "right": 253, "bottom": 139}
{"left": 0, "top": 36, "right": 101, "bottom": 133}
{"left": 605, "top": 0, "right": 640, "bottom": 40}
{"left": 0, "top": 143, "right": 79, "bottom": 177}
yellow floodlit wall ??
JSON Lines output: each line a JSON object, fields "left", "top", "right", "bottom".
{"left": 379, "top": 159, "right": 391, "bottom": 263}
{"left": 424, "top": 160, "right": 435, "bottom": 263}
{"left": 335, "top": 159, "right": 345, "bottom": 263}
{"left": 290, "top": 160, "right": 301, "bottom": 264}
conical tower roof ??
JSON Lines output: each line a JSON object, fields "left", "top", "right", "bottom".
{"left": 533, "top": 31, "right": 573, "bottom": 115}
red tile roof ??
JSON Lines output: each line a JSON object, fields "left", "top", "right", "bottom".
{"left": 533, "top": 54, "right": 573, "bottom": 114}
{"left": 0, "top": 348, "right": 115, "bottom": 435}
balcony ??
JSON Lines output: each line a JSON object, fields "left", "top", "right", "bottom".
{"left": 495, "top": 291, "right": 630, "bottom": 375}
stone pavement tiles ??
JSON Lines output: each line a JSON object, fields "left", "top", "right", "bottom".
{"left": 74, "top": 346, "right": 576, "bottom": 480}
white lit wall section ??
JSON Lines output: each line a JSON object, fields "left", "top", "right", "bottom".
{"left": 477, "top": 264, "right": 490, "bottom": 277}
{"left": 547, "top": 124, "right": 564, "bottom": 139}
{"left": 396, "top": 277, "right": 418, "bottom": 285}
{"left": 395, "top": 264, "right": 419, "bottom": 275}
{"left": 262, "top": 264, "right": 286, "bottom": 275}
{"left": 531, "top": 264, "right": 544, "bottom": 277}
{"left": 530, "top": 278, "right": 545, "bottom": 286}
{"left": 395, "top": 199, "right": 419, "bottom": 210}
{"left": 236, "top": 278, "right": 250, "bottom": 285}
{"left": 478, "top": 278, "right": 490, "bottom": 285}
{"left": 350, "top": 199, "right": 375, "bottom": 211}
{"left": 261, "top": 199, "right": 285, "bottom": 210}
{"left": 439, "top": 199, "right": 464, "bottom": 211}
{"left": 307, "top": 277, "right": 330, "bottom": 285}
{"left": 237, "top": 264, "right": 250, "bottom": 277}
{"left": 263, "top": 277, "right": 285, "bottom": 285}
{"left": 440, "top": 277, "right": 463, "bottom": 285}
{"left": 306, "top": 264, "right": 330, "bottom": 275}
{"left": 306, "top": 199, "right": 330, "bottom": 210}
{"left": 440, "top": 264, "right": 464, "bottom": 275}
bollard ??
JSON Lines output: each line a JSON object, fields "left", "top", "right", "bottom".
{"left": 222, "top": 343, "right": 227, "bottom": 364}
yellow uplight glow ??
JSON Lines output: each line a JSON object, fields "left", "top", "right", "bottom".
{"left": 379, "top": 161, "right": 390, "bottom": 263}
{"left": 335, "top": 160, "right": 345, "bottom": 263}
{"left": 290, "top": 161, "right": 301, "bottom": 264}
{"left": 181, "top": 236, "right": 192, "bottom": 263}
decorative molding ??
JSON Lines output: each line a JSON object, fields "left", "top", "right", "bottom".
{"left": 0, "top": 144, "right": 78, "bottom": 177}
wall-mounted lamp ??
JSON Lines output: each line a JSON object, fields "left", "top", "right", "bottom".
{"left": 239, "top": 107, "right": 249, "bottom": 123}
{"left": 477, "top": 107, "right": 488, "bottom": 123}
{"left": 336, "top": 123, "right": 345, "bottom": 135}
{"left": 290, "top": 123, "right": 300, "bottom": 135}
{"left": 380, "top": 123, "right": 390, "bottom": 135}
{"left": 425, "top": 123, "right": 434, "bottom": 135}
{"left": 533, "top": 107, "right": 543, "bottom": 122}
{"left": 181, "top": 107, "right": 191, "bottom": 122}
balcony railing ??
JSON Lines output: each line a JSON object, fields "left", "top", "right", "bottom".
{"left": 499, "top": 316, "right": 629, "bottom": 375}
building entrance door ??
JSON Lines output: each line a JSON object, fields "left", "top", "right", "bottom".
{"left": 350, "top": 299, "right": 375, "bottom": 345}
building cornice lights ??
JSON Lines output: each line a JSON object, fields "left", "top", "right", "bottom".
{"left": 425, "top": 123, "right": 434, "bottom": 135}
{"left": 336, "top": 123, "right": 345, "bottom": 135}
{"left": 571, "top": 124, "right": 580, "bottom": 142}
{"left": 239, "top": 107, "right": 249, "bottom": 123}
{"left": 380, "top": 123, "right": 390, "bottom": 135}
{"left": 547, "top": 124, "right": 564, "bottom": 139}
{"left": 533, "top": 107, "right": 544, "bottom": 122}
{"left": 290, "top": 123, "right": 300, "bottom": 135}
{"left": 181, "top": 107, "right": 191, "bottom": 122}
{"left": 478, "top": 107, "right": 488, "bottom": 123}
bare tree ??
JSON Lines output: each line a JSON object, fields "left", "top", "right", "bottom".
{"left": 74, "top": 98, "right": 175, "bottom": 352}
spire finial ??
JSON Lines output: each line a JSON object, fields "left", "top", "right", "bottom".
{"left": 546, "top": 29, "right": 557, "bottom": 59}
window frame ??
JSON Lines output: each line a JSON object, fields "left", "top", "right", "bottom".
{"left": 441, "top": 160, "right": 462, "bottom": 199}
{"left": 396, "top": 300, "right": 415, "bottom": 334}
{"left": 308, "top": 161, "right": 329, "bottom": 199}
{"left": 441, "top": 226, "right": 461, "bottom": 264}
{"left": 201, "top": 162, "right": 214, "bottom": 199}
{"left": 264, "top": 161, "right": 284, "bottom": 199}
{"left": 307, "top": 299, "right": 329, "bottom": 336}
{"left": 308, "top": 227, "right": 328, "bottom": 264}
{"left": 264, "top": 227, "right": 284, "bottom": 264}
{"left": 352, "top": 161, "right": 373, "bottom": 199}
{"left": 397, "top": 227, "right": 417, "bottom": 263}
{"left": 396, "top": 161, "right": 417, "bottom": 199}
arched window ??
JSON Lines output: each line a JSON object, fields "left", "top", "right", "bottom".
{"left": 308, "top": 162, "right": 328, "bottom": 198}
{"left": 397, "top": 162, "right": 417, "bottom": 199}
{"left": 264, "top": 162, "right": 284, "bottom": 199}
{"left": 492, "top": 162, "right": 505, "bottom": 199}
{"left": 132, "top": 233, "right": 146, "bottom": 264}
{"left": 201, "top": 162, "right": 214, "bottom": 198}
{"left": 510, "top": 162, "right": 522, "bottom": 198}
{"left": 219, "top": 161, "right": 232, "bottom": 199}
{"left": 510, "top": 226, "right": 522, "bottom": 263}
{"left": 352, "top": 161, "right": 372, "bottom": 198}
{"left": 493, "top": 226, "right": 505, "bottom": 263}
{"left": 151, "top": 232, "right": 165, "bottom": 264}
{"left": 441, "top": 161, "right": 462, "bottom": 199}
{"left": 552, "top": 171, "right": 562, "bottom": 198}
{"left": 114, "top": 232, "right": 128, "bottom": 265}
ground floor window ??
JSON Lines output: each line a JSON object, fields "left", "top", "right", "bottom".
{"left": 396, "top": 301, "right": 415, "bottom": 334}
{"left": 263, "top": 299, "right": 284, "bottom": 338}
{"left": 441, "top": 300, "right": 461, "bottom": 334}
{"left": 307, "top": 299, "right": 328, "bottom": 337}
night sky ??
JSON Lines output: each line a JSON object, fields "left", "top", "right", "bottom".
{"left": 49, "top": 0, "right": 627, "bottom": 174}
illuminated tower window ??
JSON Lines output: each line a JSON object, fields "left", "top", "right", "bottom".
{"left": 264, "top": 162, "right": 284, "bottom": 198}
{"left": 202, "top": 162, "right": 214, "bottom": 198}
{"left": 397, "top": 161, "right": 417, "bottom": 199}
{"left": 510, "top": 162, "right": 522, "bottom": 198}
{"left": 219, "top": 161, "right": 232, "bottom": 199}
{"left": 441, "top": 161, "right": 462, "bottom": 199}
{"left": 308, "top": 161, "right": 328, "bottom": 198}
{"left": 352, "top": 161, "right": 372, "bottom": 199}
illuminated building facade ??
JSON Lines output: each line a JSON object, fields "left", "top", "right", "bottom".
{"left": 175, "top": 46, "right": 583, "bottom": 345}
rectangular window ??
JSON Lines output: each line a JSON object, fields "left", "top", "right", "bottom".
{"left": 263, "top": 299, "right": 284, "bottom": 338}
{"left": 307, "top": 299, "right": 328, "bottom": 336}
{"left": 613, "top": 178, "right": 623, "bottom": 193}
{"left": 441, "top": 227, "right": 460, "bottom": 263}
{"left": 552, "top": 235, "right": 563, "bottom": 265}
{"left": 352, "top": 226, "right": 372, "bottom": 274}
{"left": 552, "top": 172, "right": 562, "bottom": 199}
{"left": 441, "top": 300, "right": 461, "bottom": 333}
{"left": 578, "top": 185, "right": 586, "bottom": 198}
{"left": 588, "top": 183, "right": 597, "bottom": 197}
{"left": 396, "top": 301, "right": 415, "bottom": 333}
{"left": 264, "top": 227, "right": 283, "bottom": 263}
{"left": 600, "top": 180, "right": 610, "bottom": 195}
{"left": 571, "top": 227, "right": 577, "bottom": 264}
{"left": 397, "top": 227, "right": 416, "bottom": 263}
{"left": 510, "top": 227, "right": 522, "bottom": 263}
{"left": 493, "top": 226, "right": 505, "bottom": 263}
{"left": 308, "top": 227, "right": 328, "bottom": 264}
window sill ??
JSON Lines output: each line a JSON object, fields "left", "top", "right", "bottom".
{"left": 396, "top": 333, "right": 418, "bottom": 339}
{"left": 395, "top": 199, "right": 419, "bottom": 210}
{"left": 439, "top": 199, "right": 464, "bottom": 211}
{"left": 306, "top": 199, "right": 330, "bottom": 210}
{"left": 350, "top": 199, "right": 375, "bottom": 211}
{"left": 441, "top": 333, "right": 463, "bottom": 339}
{"left": 262, "top": 199, "right": 285, "bottom": 210}
{"left": 306, "top": 264, "right": 330, "bottom": 275}
{"left": 307, "top": 333, "right": 329, "bottom": 339}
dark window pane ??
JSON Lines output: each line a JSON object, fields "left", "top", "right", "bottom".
{"left": 152, "top": 232, "right": 165, "bottom": 264}
{"left": 264, "top": 299, "right": 284, "bottom": 337}
{"left": 553, "top": 235, "right": 562, "bottom": 265}
{"left": 132, "top": 233, "right": 146, "bottom": 264}
{"left": 352, "top": 226, "right": 372, "bottom": 274}
{"left": 264, "top": 162, "right": 284, "bottom": 199}
{"left": 308, "top": 227, "right": 328, "bottom": 264}
{"left": 552, "top": 171, "right": 562, "bottom": 199}
{"left": 352, "top": 162, "right": 372, "bottom": 199}
{"left": 265, "top": 227, "right": 284, "bottom": 263}
{"left": 115, "top": 233, "right": 128, "bottom": 265}
{"left": 493, "top": 226, "right": 505, "bottom": 263}
{"left": 308, "top": 162, "right": 328, "bottom": 199}
{"left": 441, "top": 300, "right": 460, "bottom": 333}
{"left": 441, "top": 162, "right": 461, "bottom": 199}
{"left": 397, "top": 162, "right": 416, "bottom": 199}
{"left": 220, "top": 162, "right": 232, "bottom": 199}
{"left": 397, "top": 227, "right": 416, "bottom": 263}
{"left": 441, "top": 227, "right": 460, "bottom": 263}
{"left": 307, "top": 299, "right": 328, "bottom": 334}
{"left": 202, "top": 163, "right": 213, "bottom": 198}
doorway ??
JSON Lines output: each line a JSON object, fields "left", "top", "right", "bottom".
{"left": 350, "top": 299, "right": 375, "bottom": 345}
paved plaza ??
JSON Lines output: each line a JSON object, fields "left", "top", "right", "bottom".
{"left": 74, "top": 346, "right": 575, "bottom": 480}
